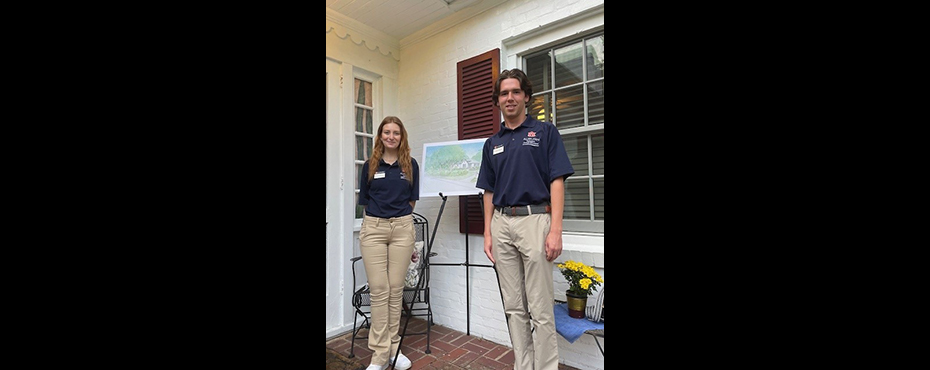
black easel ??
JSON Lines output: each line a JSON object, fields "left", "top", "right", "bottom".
{"left": 428, "top": 191, "right": 493, "bottom": 336}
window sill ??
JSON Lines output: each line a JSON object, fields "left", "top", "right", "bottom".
{"left": 558, "top": 233, "right": 604, "bottom": 268}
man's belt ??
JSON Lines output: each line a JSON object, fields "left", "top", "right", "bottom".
{"left": 496, "top": 204, "right": 551, "bottom": 216}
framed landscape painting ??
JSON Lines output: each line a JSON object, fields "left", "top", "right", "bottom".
{"left": 419, "top": 138, "right": 486, "bottom": 197}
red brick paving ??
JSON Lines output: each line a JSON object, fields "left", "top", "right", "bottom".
{"left": 327, "top": 317, "right": 581, "bottom": 370}
{"left": 470, "top": 355, "right": 513, "bottom": 370}
{"left": 482, "top": 345, "right": 509, "bottom": 361}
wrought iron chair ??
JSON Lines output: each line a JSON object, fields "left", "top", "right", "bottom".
{"left": 349, "top": 212, "right": 437, "bottom": 358}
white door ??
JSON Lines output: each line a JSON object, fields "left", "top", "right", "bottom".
{"left": 325, "top": 59, "right": 344, "bottom": 336}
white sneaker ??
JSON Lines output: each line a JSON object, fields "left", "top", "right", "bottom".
{"left": 365, "top": 364, "right": 383, "bottom": 370}
{"left": 388, "top": 351, "right": 412, "bottom": 370}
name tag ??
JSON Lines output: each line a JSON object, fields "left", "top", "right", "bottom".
{"left": 492, "top": 144, "right": 504, "bottom": 155}
{"left": 374, "top": 171, "right": 386, "bottom": 179}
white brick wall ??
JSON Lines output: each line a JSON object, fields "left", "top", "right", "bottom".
{"left": 332, "top": 0, "right": 605, "bottom": 368}
{"left": 400, "top": 2, "right": 605, "bottom": 368}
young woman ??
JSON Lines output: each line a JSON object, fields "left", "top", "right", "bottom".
{"left": 356, "top": 116, "right": 419, "bottom": 370}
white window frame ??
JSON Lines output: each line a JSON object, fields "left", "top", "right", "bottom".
{"left": 502, "top": 5, "right": 605, "bottom": 234}
{"left": 523, "top": 34, "right": 604, "bottom": 233}
{"left": 352, "top": 69, "right": 382, "bottom": 230}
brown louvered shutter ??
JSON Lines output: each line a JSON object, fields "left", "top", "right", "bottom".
{"left": 457, "top": 49, "right": 500, "bottom": 234}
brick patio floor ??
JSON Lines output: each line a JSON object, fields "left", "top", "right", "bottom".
{"left": 326, "top": 316, "right": 582, "bottom": 370}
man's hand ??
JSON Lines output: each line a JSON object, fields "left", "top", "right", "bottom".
{"left": 484, "top": 233, "right": 495, "bottom": 264}
{"left": 545, "top": 230, "right": 562, "bottom": 262}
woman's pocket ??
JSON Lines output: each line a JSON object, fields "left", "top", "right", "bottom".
{"left": 358, "top": 219, "right": 369, "bottom": 241}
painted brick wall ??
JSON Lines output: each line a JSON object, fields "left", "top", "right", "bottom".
{"left": 399, "top": 1, "right": 605, "bottom": 369}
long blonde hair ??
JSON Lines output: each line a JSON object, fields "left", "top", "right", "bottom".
{"left": 367, "top": 116, "right": 413, "bottom": 184}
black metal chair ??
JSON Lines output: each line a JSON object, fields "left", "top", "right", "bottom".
{"left": 349, "top": 212, "right": 437, "bottom": 357}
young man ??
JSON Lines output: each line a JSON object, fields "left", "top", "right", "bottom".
{"left": 475, "top": 68, "right": 574, "bottom": 370}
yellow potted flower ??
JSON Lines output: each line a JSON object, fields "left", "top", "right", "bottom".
{"left": 557, "top": 260, "right": 603, "bottom": 318}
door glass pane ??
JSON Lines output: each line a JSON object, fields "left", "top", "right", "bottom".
{"left": 356, "top": 164, "right": 363, "bottom": 193}
{"left": 356, "top": 165, "right": 365, "bottom": 218}
{"left": 563, "top": 133, "right": 588, "bottom": 177}
{"left": 587, "top": 81, "right": 604, "bottom": 126}
{"left": 354, "top": 78, "right": 375, "bottom": 221}
{"left": 554, "top": 42, "right": 584, "bottom": 89}
{"left": 356, "top": 136, "right": 373, "bottom": 161}
{"left": 555, "top": 85, "right": 584, "bottom": 129}
{"left": 356, "top": 107, "right": 374, "bottom": 133}
{"left": 586, "top": 35, "right": 604, "bottom": 80}
{"left": 365, "top": 111, "right": 373, "bottom": 134}
{"left": 592, "top": 133, "right": 604, "bottom": 175}
{"left": 527, "top": 92, "right": 552, "bottom": 123}
{"left": 355, "top": 80, "right": 372, "bottom": 105}
{"left": 525, "top": 51, "right": 552, "bottom": 92}
{"left": 563, "top": 178, "right": 590, "bottom": 220}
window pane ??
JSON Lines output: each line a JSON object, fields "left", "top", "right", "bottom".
{"left": 356, "top": 136, "right": 372, "bottom": 161}
{"left": 527, "top": 92, "right": 552, "bottom": 123}
{"left": 366, "top": 111, "right": 373, "bottom": 134}
{"left": 356, "top": 107, "right": 374, "bottom": 133}
{"left": 525, "top": 51, "right": 552, "bottom": 92}
{"left": 592, "top": 133, "right": 604, "bottom": 175}
{"left": 554, "top": 42, "right": 584, "bottom": 89}
{"left": 354, "top": 78, "right": 374, "bottom": 221}
{"left": 357, "top": 163, "right": 364, "bottom": 190}
{"left": 587, "top": 81, "right": 604, "bottom": 126}
{"left": 353, "top": 164, "right": 368, "bottom": 218}
{"left": 356, "top": 193, "right": 364, "bottom": 219}
{"left": 356, "top": 166, "right": 365, "bottom": 218}
{"left": 523, "top": 33, "right": 605, "bottom": 232}
{"left": 563, "top": 133, "right": 588, "bottom": 177}
{"left": 355, "top": 79, "right": 372, "bottom": 106}
{"left": 555, "top": 85, "right": 584, "bottom": 129}
{"left": 586, "top": 35, "right": 604, "bottom": 80}
{"left": 563, "top": 179, "right": 590, "bottom": 220}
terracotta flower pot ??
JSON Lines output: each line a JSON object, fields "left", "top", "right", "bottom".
{"left": 565, "top": 291, "right": 587, "bottom": 318}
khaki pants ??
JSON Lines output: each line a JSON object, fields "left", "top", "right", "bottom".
{"left": 491, "top": 211, "right": 558, "bottom": 370}
{"left": 359, "top": 214, "right": 416, "bottom": 366}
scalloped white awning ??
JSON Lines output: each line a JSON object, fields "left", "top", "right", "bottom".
{"left": 326, "top": 10, "right": 400, "bottom": 61}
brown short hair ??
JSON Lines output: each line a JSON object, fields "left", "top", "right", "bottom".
{"left": 492, "top": 68, "right": 534, "bottom": 106}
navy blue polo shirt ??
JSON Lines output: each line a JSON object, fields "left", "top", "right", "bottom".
{"left": 358, "top": 157, "right": 420, "bottom": 218}
{"left": 476, "top": 117, "right": 574, "bottom": 207}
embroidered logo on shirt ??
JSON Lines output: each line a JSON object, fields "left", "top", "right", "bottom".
{"left": 528, "top": 131, "right": 536, "bottom": 137}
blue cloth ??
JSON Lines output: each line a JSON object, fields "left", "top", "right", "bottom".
{"left": 553, "top": 303, "right": 604, "bottom": 344}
